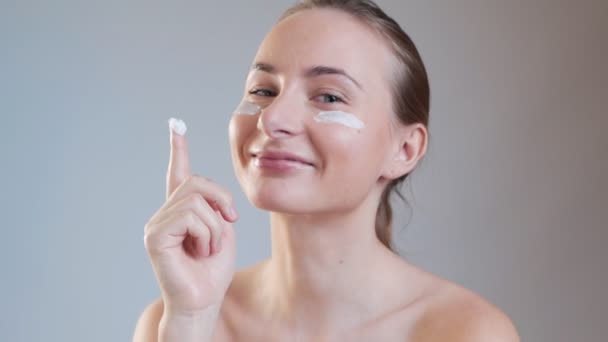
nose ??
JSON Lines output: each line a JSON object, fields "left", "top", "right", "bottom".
{"left": 256, "top": 91, "right": 305, "bottom": 139}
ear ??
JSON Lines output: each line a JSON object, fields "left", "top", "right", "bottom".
{"left": 381, "top": 122, "right": 428, "bottom": 180}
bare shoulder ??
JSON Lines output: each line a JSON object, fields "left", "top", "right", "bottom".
{"left": 132, "top": 297, "right": 164, "bottom": 342}
{"left": 410, "top": 279, "right": 520, "bottom": 342}
{"left": 132, "top": 297, "right": 236, "bottom": 342}
{"left": 130, "top": 263, "right": 263, "bottom": 342}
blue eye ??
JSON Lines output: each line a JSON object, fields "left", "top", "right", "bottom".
{"left": 319, "top": 94, "right": 344, "bottom": 103}
{"left": 248, "top": 89, "right": 276, "bottom": 97}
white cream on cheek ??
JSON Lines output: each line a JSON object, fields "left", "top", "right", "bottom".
{"left": 233, "top": 100, "right": 262, "bottom": 116}
{"left": 231, "top": 100, "right": 365, "bottom": 130}
{"left": 313, "top": 111, "right": 365, "bottom": 130}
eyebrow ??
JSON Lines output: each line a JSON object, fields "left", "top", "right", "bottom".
{"left": 251, "top": 62, "right": 363, "bottom": 90}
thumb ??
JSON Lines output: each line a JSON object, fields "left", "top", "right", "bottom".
{"left": 166, "top": 117, "right": 191, "bottom": 199}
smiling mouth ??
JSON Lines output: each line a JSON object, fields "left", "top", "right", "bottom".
{"left": 251, "top": 154, "right": 315, "bottom": 171}
{"left": 253, "top": 154, "right": 313, "bottom": 164}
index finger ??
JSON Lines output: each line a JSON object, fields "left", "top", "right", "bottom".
{"left": 166, "top": 117, "right": 191, "bottom": 199}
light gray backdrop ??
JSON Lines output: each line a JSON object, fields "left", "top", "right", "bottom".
{"left": 1, "top": 0, "right": 606, "bottom": 341}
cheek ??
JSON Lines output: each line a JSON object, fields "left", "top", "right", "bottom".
{"left": 228, "top": 116, "right": 240, "bottom": 151}
{"left": 228, "top": 116, "right": 256, "bottom": 170}
{"left": 306, "top": 124, "right": 387, "bottom": 210}
{"left": 315, "top": 128, "right": 360, "bottom": 161}
{"left": 311, "top": 123, "right": 386, "bottom": 180}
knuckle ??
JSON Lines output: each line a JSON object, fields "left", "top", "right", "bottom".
{"left": 192, "top": 222, "right": 211, "bottom": 241}
{"left": 183, "top": 211, "right": 198, "bottom": 225}
{"left": 209, "top": 214, "right": 221, "bottom": 233}
{"left": 143, "top": 218, "right": 160, "bottom": 234}
{"left": 199, "top": 224, "right": 211, "bottom": 240}
{"left": 182, "top": 174, "right": 195, "bottom": 185}
{"left": 143, "top": 221, "right": 152, "bottom": 233}
{"left": 192, "top": 173, "right": 212, "bottom": 183}
{"left": 223, "top": 192, "right": 234, "bottom": 206}
{"left": 189, "top": 192, "right": 205, "bottom": 205}
{"left": 188, "top": 175, "right": 234, "bottom": 211}
{"left": 192, "top": 195, "right": 210, "bottom": 214}
{"left": 204, "top": 223, "right": 212, "bottom": 236}
{"left": 212, "top": 189, "right": 232, "bottom": 209}
{"left": 143, "top": 232, "right": 157, "bottom": 251}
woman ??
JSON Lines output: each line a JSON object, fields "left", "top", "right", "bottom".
{"left": 134, "top": 1, "right": 519, "bottom": 341}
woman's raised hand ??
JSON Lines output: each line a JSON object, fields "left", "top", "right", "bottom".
{"left": 143, "top": 119, "right": 238, "bottom": 316}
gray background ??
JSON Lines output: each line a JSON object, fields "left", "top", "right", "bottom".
{"left": 1, "top": 0, "right": 606, "bottom": 341}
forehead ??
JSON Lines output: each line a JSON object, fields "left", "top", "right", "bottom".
{"left": 254, "top": 9, "right": 394, "bottom": 81}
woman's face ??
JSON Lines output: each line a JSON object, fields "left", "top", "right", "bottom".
{"left": 229, "top": 8, "right": 401, "bottom": 215}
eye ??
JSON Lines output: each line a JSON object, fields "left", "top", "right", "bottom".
{"left": 316, "top": 93, "right": 345, "bottom": 104}
{"left": 248, "top": 88, "right": 276, "bottom": 97}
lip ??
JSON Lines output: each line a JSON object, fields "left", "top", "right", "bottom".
{"left": 250, "top": 149, "right": 315, "bottom": 170}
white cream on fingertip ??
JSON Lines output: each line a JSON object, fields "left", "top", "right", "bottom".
{"left": 168, "top": 117, "right": 187, "bottom": 136}
{"left": 233, "top": 100, "right": 262, "bottom": 116}
{"left": 314, "top": 111, "right": 365, "bottom": 130}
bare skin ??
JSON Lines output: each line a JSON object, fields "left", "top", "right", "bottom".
{"left": 217, "top": 258, "right": 518, "bottom": 341}
{"left": 137, "top": 258, "right": 518, "bottom": 341}
{"left": 134, "top": 7, "right": 519, "bottom": 342}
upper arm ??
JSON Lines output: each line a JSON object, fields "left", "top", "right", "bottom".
{"left": 410, "top": 289, "right": 520, "bottom": 342}
{"left": 458, "top": 308, "right": 520, "bottom": 342}
{"left": 132, "top": 298, "right": 164, "bottom": 342}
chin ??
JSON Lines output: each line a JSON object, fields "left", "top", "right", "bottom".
{"left": 244, "top": 181, "right": 319, "bottom": 214}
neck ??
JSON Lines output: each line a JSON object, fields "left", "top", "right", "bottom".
{"left": 256, "top": 190, "right": 399, "bottom": 332}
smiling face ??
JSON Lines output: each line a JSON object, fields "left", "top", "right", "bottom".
{"left": 229, "top": 8, "right": 403, "bottom": 215}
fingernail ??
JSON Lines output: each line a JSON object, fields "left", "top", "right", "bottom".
{"left": 168, "top": 117, "right": 187, "bottom": 136}
{"left": 230, "top": 207, "right": 238, "bottom": 220}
